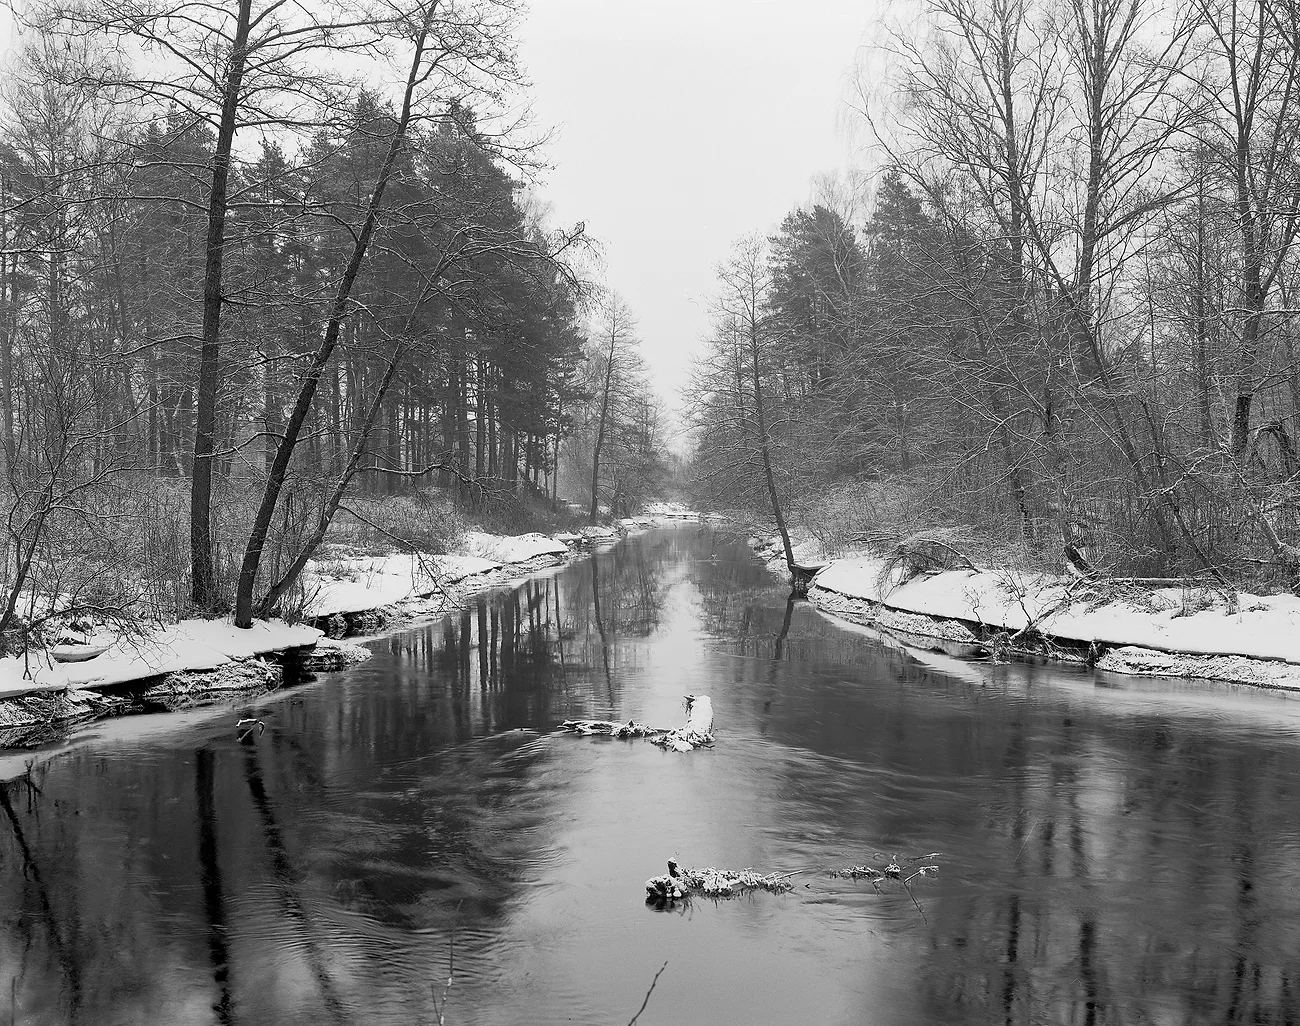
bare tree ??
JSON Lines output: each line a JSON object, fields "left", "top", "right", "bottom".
{"left": 26, "top": 0, "right": 400, "bottom": 609}
{"left": 1190, "top": 0, "right": 1300, "bottom": 462}
{"left": 233, "top": 0, "right": 527, "bottom": 628}
{"left": 691, "top": 236, "right": 798, "bottom": 574}
{"left": 585, "top": 293, "right": 639, "bottom": 523}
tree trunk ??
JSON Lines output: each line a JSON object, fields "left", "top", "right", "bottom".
{"left": 191, "top": 0, "right": 253, "bottom": 610}
{"left": 0, "top": 249, "right": 13, "bottom": 468}
{"left": 475, "top": 355, "right": 486, "bottom": 479}
{"left": 234, "top": 11, "right": 434, "bottom": 628}
{"left": 589, "top": 334, "right": 617, "bottom": 523}
{"left": 256, "top": 348, "right": 405, "bottom": 616}
{"left": 749, "top": 321, "right": 794, "bottom": 572}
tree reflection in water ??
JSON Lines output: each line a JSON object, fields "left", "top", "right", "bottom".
{"left": 0, "top": 527, "right": 1299, "bottom": 1024}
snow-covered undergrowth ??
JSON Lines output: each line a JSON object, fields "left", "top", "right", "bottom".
{"left": 0, "top": 528, "right": 572, "bottom": 706}
{"left": 0, "top": 509, "right": 709, "bottom": 753}
{"left": 753, "top": 532, "right": 1300, "bottom": 689}
{"left": 1, "top": 513, "right": 703, "bottom": 709}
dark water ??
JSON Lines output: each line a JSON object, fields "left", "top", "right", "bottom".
{"left": 4, "top": 528, "right": 1300, "bottom": 1025}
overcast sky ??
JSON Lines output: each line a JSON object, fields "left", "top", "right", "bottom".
{"left": 0, "top": 2, "right": 876, "bottom": 405}
{"left": 517, "top": 0, "right": 875, "bottom": 405}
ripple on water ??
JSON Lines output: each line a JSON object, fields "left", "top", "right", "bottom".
{"left": 8, "top": 529, "right": 1300, "bottom": 1025}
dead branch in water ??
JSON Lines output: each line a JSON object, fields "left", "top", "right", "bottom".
{"left": 561, "top": 695, "right": 715, "bottom": 752}
{"left": 829, "top": 852, "right": 943, "bottom": 922}
{"left": 560, "top": 719, "right": 667, "bottom": 738}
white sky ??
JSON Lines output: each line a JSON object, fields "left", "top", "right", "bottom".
{"left": 517, "top": 0, "right": 875, "bottom": 404}
{"left": 0, "top": 2, "right": 878, "bottom": 404}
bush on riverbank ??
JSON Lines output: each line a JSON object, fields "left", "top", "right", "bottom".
{"left": 1, "top": 472, "right": 606, "bottom": 659}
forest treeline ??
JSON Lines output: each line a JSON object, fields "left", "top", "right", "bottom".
{"left": 691, "top": 0, "right": 1300, "bottom": 590}
{"left": 0, "top": 0, "right": 668, "bottom": 646}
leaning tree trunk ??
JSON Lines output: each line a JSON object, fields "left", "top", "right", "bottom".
{"left": 234, "top": 12, "right": 433, "bottom": 629}
{"left": 254, "top": 347, "right": 405, "bottom": 618}
{"left": 748, "top": 322, "right": 794, "bottom": 572}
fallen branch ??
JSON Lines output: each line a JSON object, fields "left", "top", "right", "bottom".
{"left": 560, "top": 719, "right": 666, "bottom": 739}
{"left": 645, "top": 858, "right": 797, "bottom": 905}
{"left": 560, "top": 695, "right": 716, "bottom": 752}
{"left": 830, "top": 852, "right": 942, "bottom": 921}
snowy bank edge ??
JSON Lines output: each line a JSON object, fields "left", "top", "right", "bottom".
{"left": 750, "top": 535, "right": 1300, "bottom": 691}
{"left": 0, "top": 516, "right": 702, "bottom": 744}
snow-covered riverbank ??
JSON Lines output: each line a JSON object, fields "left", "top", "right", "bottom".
{"left": 752, "top": 535, "right": 1300, "bottom": 690}
{"left": 0, "top": 510, "right": 701, "bottom": 746}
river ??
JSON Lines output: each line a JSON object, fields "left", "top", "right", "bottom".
{"left": 2, "top": 526, "right": 1300, "bottom": 1025}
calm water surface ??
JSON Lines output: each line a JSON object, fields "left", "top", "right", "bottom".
{"left": 3, "top": 527, "right": 1300, "bottom": 1025}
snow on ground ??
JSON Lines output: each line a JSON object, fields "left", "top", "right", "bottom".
{"left": 436, "top": 554, "right": 502, "bottom": 580}
{"left": 2, "top": 517, "right": 703, "bottom": 705}
{"left": 0, "top": 530, "right": 578, "bottom": 701}
{"left": 0, "top": 619, "right": 321, "bottom": 699}
{"left": 642, "top": 501, "right": 700, "bottom": 519}
{"left": 303, "top": 552, "right": 500, "bottom": 617}
{"left": 813, "top": 554, "right": 1300, "bottom": 666}
{"left": 753, "top": 530, "right": 833, "bottom": 567}
{"left": 460, "top": 531, "right": 569, "bottom": 563}
{"left": 303, "top": 533, "right": 577, "bottom": 617}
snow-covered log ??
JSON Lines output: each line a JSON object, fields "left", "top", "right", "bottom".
{"left": 650, "top": 695, "right": 713, "bottom": 752}
{"left": 560, "top": 719, "right": 665, "bottom": 738}
{"left": 560, "top": 695, "right": 715, "bottom": 752}
{"left": 645, "top": 858, "right": 795, "bottom": 904}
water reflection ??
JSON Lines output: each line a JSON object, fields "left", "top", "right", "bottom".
{"left": 1, "top": 528, "right": 1299, "bottom": 1024}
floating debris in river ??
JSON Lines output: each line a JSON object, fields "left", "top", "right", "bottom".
{"left": 830, "top": 852, "right": 943, "bottom": 920}
{"left": 648, "top": 695, "right": 714, "bottom": 752}
{"left": 560, "top": 719, "right": 666, "bottom": 738}
{"left": 561, "top": 695, "right": 715, "bottom": 752}
{"left": 828, "top": 852, "right": 942, "bottom": 884}
{"left": 645, "top": 858, "right": 797, "bottom": 906}
{"left": 236, "top": 717, "right": 265, "bottom": 743}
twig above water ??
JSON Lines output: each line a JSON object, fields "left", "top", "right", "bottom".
{"left": 830, "top": 852, "right": 943, "bottom": 923}
{"left": 626, "top": 960, "right": 669, "bottom": 1026}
